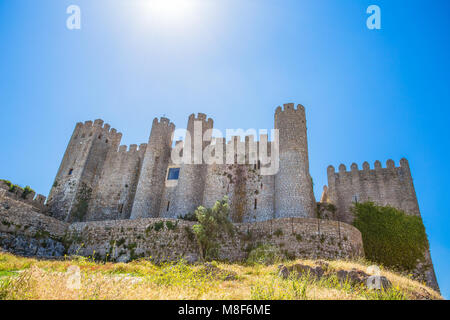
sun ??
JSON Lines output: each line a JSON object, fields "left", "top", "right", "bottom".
{"left": 140, "top": 0, "right": 197, "bottom": 21}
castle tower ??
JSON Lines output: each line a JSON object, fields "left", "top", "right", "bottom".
{"left": 130, "top": 117, "right": 175, "bottom": 219}
{"left": 274, "top": 103, "right": 315, "bottom": 218}
{"left": 170, "top": 113, "right": 213, "bottom": 217}
{"left": 47, "top": 119, "right": 122, "bottom": 222}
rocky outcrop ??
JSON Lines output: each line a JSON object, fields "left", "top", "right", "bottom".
{"left": 277, "top": 262, "right": 392, "bottom": 291}
{"left": 0, "top": 232, "right": 65, "bottom": 257}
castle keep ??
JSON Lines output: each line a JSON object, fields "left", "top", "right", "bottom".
{"left": 47, "top": 103, "right": 316, "bottom": 223}
{"left": 0, "top": 103, "right": 439, "bottom": 291}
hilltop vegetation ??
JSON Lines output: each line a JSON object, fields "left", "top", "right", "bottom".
{"left": 0, "top": 251, "right": 441, "bottom": 300}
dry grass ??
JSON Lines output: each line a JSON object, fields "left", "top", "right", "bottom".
{"left": 0, "top": 252, "right": 442, "bottom": 300}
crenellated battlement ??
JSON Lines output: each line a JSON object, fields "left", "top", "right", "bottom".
{"left": 0, "top": 180, "right": 47, "bottom": 212}
{"left": 325, "top": 157, "right": 419, "bottom": 225}
{"left": 74, "top": 119, "right": 123, "bottom": 143}
{"left": 152, "top": 117, "right": 175, "bottom": 129}
{"left": 328, "top": 158, "right": 411, "bottom": 177}
{"left": 275, "top": 103, "right": 306, "bottom": 115}
{"left": 188, "top": 112, "right": 214, "bottom": 125}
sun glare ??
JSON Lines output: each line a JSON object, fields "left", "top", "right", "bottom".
{"left": 140, "top": 0, "right": 198, "bottom": 22}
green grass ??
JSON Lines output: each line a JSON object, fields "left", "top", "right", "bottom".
{"left": 0, "top": 252, "right": 442, "bottom": 300}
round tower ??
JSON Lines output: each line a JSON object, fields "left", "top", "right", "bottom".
{"left": 274, "top": 103, "right": 315, "bottom": 218}
{"left": 130, "top": 117, "right": 174, "bottom": 219}
{"left": 171, "top": 113, "right": 214, "bottom": 217}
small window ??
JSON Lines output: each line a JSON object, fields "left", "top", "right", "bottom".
{"left": 68, "top": 168, "right": 73, "bottom": 175}
{"left": 98, "top": 134, "right": 102, "bottom": 139}
{"left": 105, "top": 139, "right": 109, "bottom": 144}
{"left": 167, "top": 167, "right": 180, "bottom": 180}
{"left": 167, "top": 201, "right": 170, "bottom": 211}
{"left": 352, "top": 194, "right": 360, "bottom": 203}
{"left": 254, "top": 198, "right": 257, "bottom": 209}
{"left": 257, "top": 160, "right": 261, "bottom": 170}
{"left": 118, "top": 203, "right": 124, "bottom": 214}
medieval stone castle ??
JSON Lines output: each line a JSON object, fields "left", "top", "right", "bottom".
{"left": 0, "top": 103, "right": 439, "bottom": 291}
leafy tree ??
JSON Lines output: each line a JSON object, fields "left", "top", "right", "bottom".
{"left": 192, "top": 196, "right": 235, "bottom": 261}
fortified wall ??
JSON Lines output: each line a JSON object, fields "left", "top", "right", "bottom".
{"left": 322, "top": 159, "right": 438, "bottom": 290}
{"left": 324, "top": 159, "right": 420, "bottom": 224}
{"left": 0, "top": 190, "right": 363, "bottom": 263}
{"left": 46, "top": 103, "right": 315, "bottom": 224}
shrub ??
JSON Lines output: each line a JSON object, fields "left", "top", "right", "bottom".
{"left": 177, "top": 212, "right": 198, "bottom": 222}
{"left": 352, "top": 202, "right": 429, "bottom": 271}
{"left": 274, "top": 228, "right": 283, "bottom": 237}
{"left": 165, "top": 220, "right": 178, "bottom": 231}
{"left": 192, "top": 196, "right": 235, "bottom": 261}
{"left": 247, "top": 243, "right": 282, "bottom": 265}
{"left": 153, "top": 221, "right": 164, "bottom": 232}
{"left": 21, "top": 186, "right": 34, "bottom": 199}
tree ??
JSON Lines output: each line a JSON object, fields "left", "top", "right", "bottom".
{"left": 192, "top": 196, "right": 235, "bottom": 261}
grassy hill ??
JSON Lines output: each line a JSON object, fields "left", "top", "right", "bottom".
{"left": 0, "top": 251, "right": 442, "bottom": 300}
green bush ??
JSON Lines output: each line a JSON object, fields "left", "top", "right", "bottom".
{"left": 192, "top": 196, "right": 235, "bottom": 261}
{"left": 21, "top": 186, "right": 34, "bottom": 199}
{"left": 352, "top": 202, "right": 429, "bottom": 271}
{"left": 165, "top": 220, "right": 178, "bottom": 231}
{"left": 247, "top": 243, "right": 282, "bottom": 265}
{"left": 177, "top": 212, "right": 198, "bottom": 222}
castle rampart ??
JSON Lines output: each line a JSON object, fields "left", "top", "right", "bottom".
{"left": 325, "top": 158, "right": 420, "bottom": 224}
{"left": 65, "top": 217, "right": 363, "bottom": 263}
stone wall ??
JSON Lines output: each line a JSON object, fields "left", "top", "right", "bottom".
{"left": 0, "top": 180, "right": 47, "bottom": 213}
{"left": 326, "top": 159, "right": 419, "bottom": 224}
{"left": 324, "top": 159, "right": 439, "bottom": 292}
{"left": 0, "top": 190, "right": 69, "bottom": 257}
{"left": 86, "top": 144, "right": 146, "bottom": 221}
{"left": 65, "top": 217, "right": 363, "bottom": 263}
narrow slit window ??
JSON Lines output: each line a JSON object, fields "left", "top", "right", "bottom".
{"left": 257, "top": 160, "right": 261, "bottom": 170}
{"left": 167, "top": 201, "right": 170, "bottom": 211}
{"left": 254, "top": 198, "right": 257, "bottom": 209}
{"left": 68, "top": 168, "right": 73, "bottom": 175}
{"left": 118, "top": 203, "right": 124, "bottom": 214}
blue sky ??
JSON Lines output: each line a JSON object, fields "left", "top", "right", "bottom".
{"left": 0, "top": 0, "right": 449, "bottom": 297}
